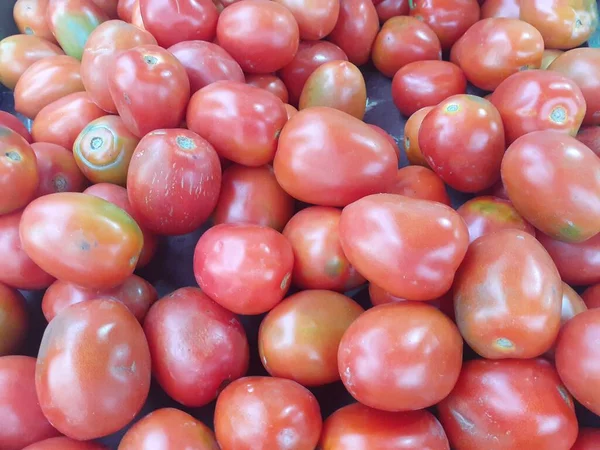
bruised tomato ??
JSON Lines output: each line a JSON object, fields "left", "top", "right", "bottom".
{"left": 386, "top": 166, "right": 451, "bottom": 205}
{"left": 273, "top": 0, "right": 339, "bottom": 40}
{"left": 13, "top": 0, "right": 58, "bottom": 43}
{"left": 404, "top": 106, "right": 433, "bottom": 167}
{"left": 0, "top": 284, "right": 28, "bottom": 356}
{"left": 31, "top": 142, "right": 87, "bottom": 197}
{"left": 245, "top": 74, "right": 289, "bottom": 103}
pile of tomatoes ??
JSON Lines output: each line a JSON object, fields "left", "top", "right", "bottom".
{"left": 1, "top": 0, "right": 600, "bottom": 448}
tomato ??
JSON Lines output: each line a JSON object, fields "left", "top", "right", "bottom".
{"left": 126, "top": 128, "right": 221, "bottom": 235}
{"left": 481, "top": 0, "right": 520, "bottom": 18}
{"left": 274, "top": 107, "right": 397, "bottom": 206}
{"left": 503, "top": 131, "right": 600, "bottom": 242}
{"left": 143, "top": 287, "right": 249, "bottom": 407}
{"left": 273, "top": 0, "right": 339, "bottom": 40}
{"left": 169, "top": 40, "right": 245, "bottom": 94}
{"left": 368, "top": 124, "right": 401, "bottom": 159}
{"left": 214, "top": 376, "right": 322, "bottom": 450}
{"left": 20, "top": 192, "right": 143, "bottom": 289}
{"left": 0, "top": 211, "right": 55, "bottom": 290}
{"left": 299, "top": 60, "right": 366, "bottom": 119}
{"left": 23, "top": 437, "right": 107, "bottom": 450}
{"left": 572, "top": 429, "right": 600, "bottom": 450}
{"left": 13, "top": 0, "right": 58, "bottom": 43}
{"left": 213, "top": 164, "right": 295, "bottom": 232}
{"left": 376, "top": 0, "right": 409, "bottom": 22}
{"left": 541, "top": 48, "right": 563, "bottom": 69}
{"left": 490, "top": 70, "right": 586, "bottom": 144}
{"left": 31, "top": 142, "right": 87, "bottom": 197}
{"left": 392, "top": 60, "right": 466, "bottom": 117}
{"left": 372, "top": 16, "right": 441, "bottom": 78}
{"left": 538, "top": 232, "right": 600, "bottom": 285}
{"left": 420, "top": 95, "right": 505, "bottom": 193}
{"left": 259, "top": 290, "right": 363, "bottom": 386}
{"left": 285, "top": 103, "right": 298, "bottom": 119}
{"left": 130, "top": 0, "right": 144, "bottom": 28}
{"left": 404, "top": 106, "right": 433, "bottom": 167}
{"left": 437, "top": 359, "right": 578, "bottom": 450}
{"left": 47, "top": 0, "right": 109, "bottom": 60}
{"left": 92, "top": 0, "right": 119, "bottom": 17}
{"left": 0, "top": 111, "right": 32, "bottom": 143}
{"left": 118, "top": 408, "right": 219, "bottom": 450}
{"left": 319, "top": 403, "right": 450, "bottom": 450}
{"left": 246, "top": 74, "right": 289, "bottom": 103}
{"left": 555, "top": 308, "right": 600, "bottom": 416}
{"left": 0, "top": 356, "right": 60, "bottom": 450}
{"left": 217, "top": 0, "right": 300, "bottom": 73}
{"left": 577, "top": 126, "right": 600, "bottom": 157}
{"left": 117, "top": 0, "right": 135, "bottom": 21}
{"left": 583, "top": 283, "right": 600, "bottom": 308}
{"left": 549, "top": 48, "right": 600, "bottom": 126}
{"left": 0, "top": 284, "right": 28, "bottom": 356}
{"left": 520, "top": 0, "right": 598, "bottom": 49}
{"left": 0, "top": 34, "right": 63, "bottom": 90}
{"left": 31, "top": 92, "right": 106, "bottom": 150}
{"left": 1, "top": 127, "right": 38, "bottom": 216}
{"left": 339, "top": 302, "right": 463, "bottom": 411}
{"left": 328, "top": 0, "right": 378, "bottom": 65}
{"left": 42, "top": 275, "right": 157, "bottom": 323}
{"left": 409, "top": 0, "right": 480, "bottom": 50}
{"left": 279, "top": 40, "right": 348, "bottom": 106}
{"left": 368, "top": 283, "right": 456, "bottom": 319}
{"left": 81, "top": 20, "right": 156, "bottom": 114}
{"left": 194, "top": 223, "right": 294, "bottom": 314}
{"left": 187, "top": 81, "right": 287, "bottom": 166}
{"left": 386, "top": 166, "right": 451, "bottom": 205}
{"left": 558, "top": 281, "right": 587, "bottom": 326}
{"left": 36, "top": 299, "right": 151, "bottom": 440}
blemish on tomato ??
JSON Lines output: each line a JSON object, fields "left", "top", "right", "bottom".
{"left": 550, "top": 106, "right": 567, "bottom": 124}
{"left": 5, "top": 151, "right": 20, "bottom": 161}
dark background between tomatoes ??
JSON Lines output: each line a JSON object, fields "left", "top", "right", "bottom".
{"left": 1, "top": 0, "right": 600, "bottom": 447}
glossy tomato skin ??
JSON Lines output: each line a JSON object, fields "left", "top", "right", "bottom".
{"left": 392, "top": 60, "right": 466, "bottom": 117}
{"left": 376, "top": 0, "right": 409, "bottom": 21}
{"left": 118, "top": 408, "right": 219, "bottom": 450}
{"left": 454, "top": 230, "right": 562, "bottom": 359}
{"left": 339, "top": 303, "right": 463, "bottom": 411}
{"left": 273, "top": 0, "right": 339, "bottom": 40}
{"left": 258, "top": 290, "right": 364, "bottom": 386}
{"left": 0, "top": 356, "right": 60, "bottom": 450}
{"left": 143, "top": 287, "right": 250, "bottom": 407}
{"left": 328, "top": 0, "right": 378, "bottom": 65}
{"left": 0, "top": 34, "right": 63, "bottom": 90}
{"left": 23, "top": 437, "right": 107, "bottom": 450}
{"left": 538, "top": 232, "right": 600, "bottom": 285}
{"left": 368, "top": 283, "right": 456, "bottom": 320}
{"left": 451, "top": 18, "right": 544, "bottom": 91}
{"left": 31, "top": 142, "right": 87, "bottom": 197}
{"left": 502, "top": 131, "right": 600, "bottom": 242}
{"left": 36, "top": 299, "right": 151, "bottom": 440}
{"left": 32, "top": 92, "right": 105, "bottom": 150}
{"left": 217, "top": 0, "right": 300, "bottom": 74}
{"left": 557, "top": 281, "right": 587, "bottom": 328}
{"left": 299, "top": 60, "right": 366, "bottom": 119}
{"left": 368, "top": 124, "right": 401, "bottom": 159}
{"left": 319, "top": 403, "right": 450, "bottom": 450}
{"left": 109, "top": 45, "right": 190, "bottom": 138}
{"left": 457, "top": 196, "right": 534, "bottom": 242}
{"left": 194, "top": 223, "right": 294, "bottom": 314}
{"left": 577, "top": 126, "right": 600, "bottom": 157}
{"left": 481, "top": 0, "right": 520, "bottom": 18}
{"left": 213, "top": 164, "right": 295, "bottom": 232}
{"left": 583, "top": 283, "right": 600, "bottom": 308}
{"left": 20, "top": 192, "right": 143, "bottom": 289}
{"left": 0, "top": 111, "right": 32, "bottom": 143}
{"left": 13, "top": 0, "right": 58, "bottom": 43}
{"left": 127, "top": 129, "right": 222, "bottom": 235}
{"left": 572, "top": 429, "right": 600, "bottom": 450}
{"left": 549, "top": 48, "right": 600, "bottom": 126}
{"left": 437, "top": 359, "right": 578, "bottom": 450}
{"left": 404, "top": 106, "right": 433, "bottom": 167}
{"left": 274, "top": 107, "right": 397, "bottom": 206}
{"left": 245, "top": 74, "right": 289, "bottom": 103}
{"left": 81, "top": 20, "right": 157, "bottom": 114}
{"left": 117, "top": 0, "right": 135, "bottom": 20}
{"left": 0, "top": 284, "right": 28, "bottom": 356}
{"left": 386, "top": 166, "right": 451, "bottom": 205}
{"left": 214, "top": 376, "right": 322, "bottom": 450}
{"left": 285, "top": 103, "right": 298, "bottom": 119}
{"left": 340, "top": 194, "right": 468, "bottom": 300}
{"left": 372, "top": 16, "right": 441, "bottom": 78}
{"left": 490, "top": 70, "right": 586, "bottom": 143}
{"left": 91, "top": 0, "right": 119, "bottom": 17}
{"left": 187, "top": 81, "right": 287, "bottom": 166}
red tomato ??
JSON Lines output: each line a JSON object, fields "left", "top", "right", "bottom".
{"left": 376, "top": 0, "right": 409, "bottom": 23}
{"left": 0, "top": 284, "right": 28, "bottom": 356}
{"left": 0, "top": 356, "right": 60, "bottom": 450}
{"left": 214, "top": 376, "right": 322, "bottom": 450}
{"left": 187, "top": 81, "right": 287, "bottom": 166}
{"left": 386, "top": 166, "right": 451, "bottom": 205}
{"left": 558, "top": 281, "right": 587, "bottom": 325}
{"left": 0, "top": 111, "right": 32, "bottom": 143}
{"left": 108, "top": 45, "right": 190, "bottom": 138}
{"left": 451, "top": 18, "right": 543, "bottom": 91}
{"left": 285, "top": 103, "right": 298, "bottom": 119}
{"left": 328, "top": 0, "right": 378, "bottom": 65}
{"left": 319, "top": 403, "right": 450, "bottom": 450}
{"left": 549, "top": 48, "right": 600, "bottom": 126}
{"left": 36, "top": 299, "right": 151, "bottom": 440}
{"left": 339, "top": 302, "right": 463, "bottom": 411}
{"left": 31, "top": 92, "right": 106, "bottom": 150}
{"left": 555, "top": 308, "right": 600, "bottom": 416}
{"left": 246, "top": 74, "right": 289, "bottom": 103}
{"left": 481, "top": 0, "right": 520, "bottom": 18}
{"left": 583, "top": 283, "right": 600, "bottom": 308}
{"left": 117, "top": 0, "right": 135, "bottom": 21}
{"left": 437, "top": 359, "right": 578, "bottom": 450}
{"left": 490, "top": 70, "right": 586, "bottom": 143}
{"left": 213, "top": 164, "right": 295, "bottom": 232}
{"left": 20, "top": 192, "right": 143, "bottom": 289}
{"left": 419, "top": 95, "right": 505, "bottom": 193}
{"left": 118, "top": 408, "right": 219, "bottom": 450}
{"left": 92, "top": 0, "right": 119, "bottom": 17}
{"left": 392, "top": 60, "right": 466, "bottom": 117}
{"left": 541, "top": 48, "right": 563, "bottom": 69}
{"left": 13, "top": 0, "right": 58, "bottom": 43}
{"left": 217, "top": 0, "right": 300, "bottom": 74}
{"left": 409, "top": 0, "right": 480, "bottom": 50}
{"left": 577, "top": 125, "right": 600, "bottom": 157}
{"left": 502, "top": 131, "right": 600, "bottom": 242}
{"left": 31, "top": 142, "right": 87, "bottom": 197}
{"left": 127, "top": 129, "right": 222, "bottom": 235}
{"left": 368, "top": 124, "right": 401, "bottom": 159}
{"left": 368, "top": 283, "right": 456, "bottom": 319}
{"left": 143, "top": 287, "right": 249, "bottom": 407}
{"left": 372, "top": 16, "right": 441, "bottom": 78}
{"left": 273, "top": 0, "right": 339, "bottom": 40}
{"left": 404, "top": 106, "right": 433, "bottom": 167}
{"left": 23, "top": 437, "right": 107, "bottom": 450}
{"left": 130, "top": 0, "right": 144, "bottom": 28}
{"left": 457, "top": 196, "right": 535, "bottom": 242}
{"left": 274, "top": 107, "right": 397, "bottom": 206}
{"left": 194, "top": 223, "right": 294, "bottom": 314}
{"left": 572, "top": 429, "right": 600, "bottom": 450}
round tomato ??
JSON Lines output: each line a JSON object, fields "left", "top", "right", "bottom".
{"left": 583, "top": 283, "right": 600, "bottom": 308}
{"left": 328, "top": 0, "right": 378, "bottom": 65}
{"left": 572, "top": 429, "right": 600, "bottom": 450}
{"left": 481, "top": 0, "right": 520, "bottom": 18}
{"left": 13, "top": 0, "right": 58, "bottom": 43}
{"left": 376, "top": 0, "right": 409, "bottom": 21}
{"left": 246, "top": 74, "right": 289, "bottom": 103}
{"left": 273, "top": 0, "right": 339, "bottom": 40}
{"left": 404, "top": 106, "right": 433, "bottom": 167}
{"left": 0, "top": 284, "right": 28, "bottom": 356}
{"left": 386, "top": 166, "right": 451, "bottom": 205}
{"left": 31, "top": 142, "right": 87, "bottom": 197}
{"left": 0, "top": 111, "right": 32, "bottom": 143}
{"left": 23, "top": 437, "right": 107, "bottom": 450}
